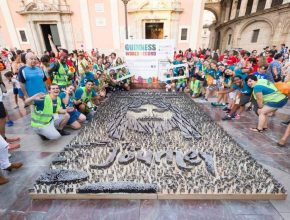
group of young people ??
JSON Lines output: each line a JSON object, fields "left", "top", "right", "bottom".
{"left": 0, "top": 39, "right": 132, "bottom": 184}
{"left": 166, "top": 45, "right": 290, "bottom": 147}
{"left": 0, "top": 39, "right": 290, "bottom": 185}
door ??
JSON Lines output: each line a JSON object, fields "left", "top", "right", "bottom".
{"left": 40, "top": 24, "right": 61, "bottom": 51}
{"left": 145, "top": 23, "right": 164, "bottom": 39}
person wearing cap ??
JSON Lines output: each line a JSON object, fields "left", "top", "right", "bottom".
{"left": 77, "top": 52, "right": 88, "bottom": 77}
{"left": 48, "top": 52, "right": 71, "bottom": 90}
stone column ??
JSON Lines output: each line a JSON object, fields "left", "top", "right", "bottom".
{"left": 239, "top": 0, "right": 248, "bottom": 17}
{"left": 110, "top": 0, "right": 121, "bottom": 50}
{"left": 251, "top": 0, "right": 259, "bottom": 13}
{"left": 265, "top": 0, "right": 273, "bottom": 9}
{"left": 79, "top": 0, "right": 93, "bottom": 50}
{"left": 230, "top": 0, "right": 238, "bottom": 20}
{"left": 189, "top": 0, "right": 205, "bottom": 49}
{"left": 0, "top": 0, "right": 20, "bottom": 48}
{"left": 224, "top": 2, "right": 231, "bottom": 22}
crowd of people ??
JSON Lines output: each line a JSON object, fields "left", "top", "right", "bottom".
{"left": 0, "top": 36, "right": 132, "bottom": 184}
{"left": 165, "top": 45, "right": 290, "bottom": 147}
{"left": 0, "top": 37, "right": 289, "bottom": 185}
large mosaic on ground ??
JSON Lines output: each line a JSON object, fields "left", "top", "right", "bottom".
{"left": 30, "top": 91, "right": 286, "bottom": 200}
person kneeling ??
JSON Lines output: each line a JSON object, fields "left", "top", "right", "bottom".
{"left": 25, "top": 84, "right": 71, "bottom": 140}
{"left": 74, "top": 80, "right": 98, "bottom": 122}
{"left": 59, "top": 84, "right": 86, "bottom": 129}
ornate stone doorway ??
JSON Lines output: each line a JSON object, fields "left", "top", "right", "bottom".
{"left": 17, "top": 0, "right": 74, "bottom": 54}
{"left": 145, "top": 23, "right": 164, "bottom": 39}
{"left": 40, "top": 24, "right": 61, "bottom": 51}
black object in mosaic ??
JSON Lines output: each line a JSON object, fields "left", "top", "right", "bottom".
{"left": 77, "top": 181, "right": 157, "bottom": 193}
{"left": 36, "top": 169, "right": 89, "bottom": 184}
{"left": 199, "top": 152, "right": 216, "bottom": 177}
{"left": 51, "top": 156, "right": 67, "bottom": 165}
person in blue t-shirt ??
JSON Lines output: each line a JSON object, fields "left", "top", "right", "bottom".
{"left": 221, "top": 75, "right": 253, "bottom": 120}
{"left": 172, "top": 54, "right": 184, "bottom": 77}
{"left": 59, "top": 84, "right": 86, "bottom": 129}
{"left": 253, "top": 64, "right": 268, "bottom": 80}
{"left": 18, "top": 52, "right": 47, "bottom": 98}
{"left": 78, "top": 63, "right": 99, "bottom": 87}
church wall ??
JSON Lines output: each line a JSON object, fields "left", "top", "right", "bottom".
{"left": 212, "top": 0, "right": 290, "bottom": 52}
{"left": 0, "top": 0, "right": 207, "bottom": 53}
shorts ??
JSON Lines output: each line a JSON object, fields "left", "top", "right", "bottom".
{"left": 18, "top": 88, "right": 24, "bottom": 98}
{"left": 33, "top": 114, "right": 67, "bottom": 140}
{"left": 266, "top": 97, "right": 288, "bottom": 109}
{"left": 0, "top": 102, "right": 7, "bottom": 119}
{"left": 239, "top": 94, "right": 251, "bottom": 106}
{"left": 13, "top": 88, "right": 18, "bottom": 95}
{"left": 208, "top": 85, "right": 218, "bottom": 91}
{"left": 229, "top": 91, "right": 237, "bottom": 100}
{"left": 67, "top": 109, "right": 81, "bottom": 125}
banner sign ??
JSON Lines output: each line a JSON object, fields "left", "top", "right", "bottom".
{"left": 107, "top": 63, "right": 135, "bottom": 82}
{"left": 159, "top": 63, "right": 189, "bottom": 82}
{"left": 124, "top": 39, "right": 175, "bottom": 81}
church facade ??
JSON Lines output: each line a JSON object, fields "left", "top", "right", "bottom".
{"left": 0, "top": 0, "right": 205, "bottom": 54}
{"left": 206, "top": 0, "right": 290, "bottom": 52}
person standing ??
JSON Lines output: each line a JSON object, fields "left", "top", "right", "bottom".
{"left": 18, "top": 52, "right": 47, "bottom": 98}
{"left": 267, "top": 53, "right": 283, "bottom": 83}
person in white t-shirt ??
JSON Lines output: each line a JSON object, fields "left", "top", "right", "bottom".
{"left": 4, "top": 71, "right": 25, "bottom": 109}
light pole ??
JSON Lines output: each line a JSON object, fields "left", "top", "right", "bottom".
{"left": 121, "top": 0, "right": 130, "bottom": 39}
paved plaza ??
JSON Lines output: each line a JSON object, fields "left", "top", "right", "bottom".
{"left": 0, "top": 88, "right": 290, "bottom": 220}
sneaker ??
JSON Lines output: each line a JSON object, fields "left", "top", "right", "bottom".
{"left": 222, "top": 106, "right": 230, "bottom": 112}
{"left": 246, "top": 106, "right": 252, "bottom": 112}
{"left": 6, "top": 137, "right": 20, "bottom": 143}
{"left": 0, "top": 176, "right": 9, "bottom": 185}
{"left": 8, "top": 143, "right": 20, "bottom": 150}
{"left": 222, "top": 115, "right": 232, "bottom": 121}
{"left": 4, "top": 162, "right": 23, "bottom": 171}
{"left": 6, "top": 120, "right": 13, "bottom": 127}
{"left": 233, "top": 114, "right": 240, "bottom": 120}
{"left": 211, "top": 102, "right": 226, "bottom": 107}
{"left": 57, "top": 129, "right": 70, "bottom": 136}
{"left": 281, "top": 120, "right": 290, "bottom": 126}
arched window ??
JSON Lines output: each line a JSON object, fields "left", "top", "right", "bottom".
{"left": 271, "top": 0, "right": 283, "bottom": 7}
{"left": 257, "top": 0, "right": 266, "bottom": 11}
{"left": 245, "top": 0, "right": 253, "bottom": 15}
